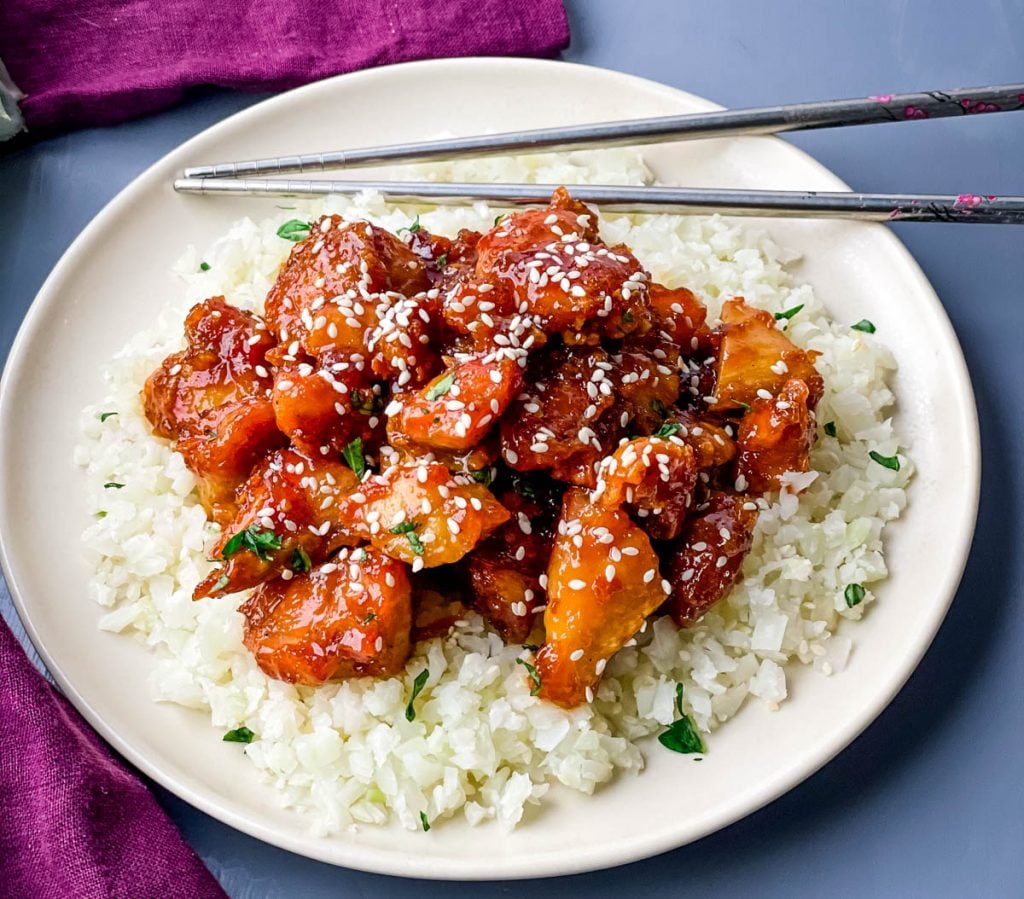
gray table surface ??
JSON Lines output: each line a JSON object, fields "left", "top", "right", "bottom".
{"left": 3, "top": 0, "right": 1023, "bottom": 895}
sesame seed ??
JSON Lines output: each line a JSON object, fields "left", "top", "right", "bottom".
{"left": 756, "top": 388, "right": 773, "bottom": 400}
{"left": 595, "top": 658, "right": 607, "bottom": 675}
{"left": 568, "top": 579, "right": 586, "bottom": 590}
{"left": 643, "top": 568, "right": 656, "bottom": 584}
{"left": 570, "top": 648, "right": 584, "bottom": 661}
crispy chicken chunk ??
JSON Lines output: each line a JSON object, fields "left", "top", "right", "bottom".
{"left": 666, "top": 492, "right": 759, "bottom": 626}
{"left": 142, "top": 297, "right": 283, "bottom": 519}
{"left": 710, "top": 297, "right": 824, "bottom": 412}
{"left": 241, "top": 547, "right": 412, "bottom": 684}
{"left": 594, "top": 436, "right": 698, "bottom": 541}
{"left": 389, "top": 353, "right": 523, "bottom": 453}
{"left": 336, "top": 462, "right": 510, "bottom": 567}
{"left": 193, "top": 448, "right": 359, "bottom": 599}
{"left": 735, "top": 378, "right": 817, "bottom": 492}
{"left": 264, "top": 216, "right": 429, "bottom": 359}
{"left": 535, "top": 489, "right": 668, "bottom": 707}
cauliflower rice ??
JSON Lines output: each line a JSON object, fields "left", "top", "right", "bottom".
{"left": 75, "top": 150, "right": 912, "bottom": 833}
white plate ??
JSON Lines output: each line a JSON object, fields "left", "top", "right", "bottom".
{"left": 0, "top": 58, "right": 979, "bottom": 879}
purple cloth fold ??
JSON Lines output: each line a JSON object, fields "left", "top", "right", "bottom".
{"left": 0, "top": 0, "right": 570, "bottom": 131}
{"left": 0, "top": 616, "right": 227, "bottom": 899}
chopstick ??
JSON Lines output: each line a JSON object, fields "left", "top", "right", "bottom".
{"left": 182, "top": 84, "right": 1024, "bottom": 179}
{"left": 172, "top": 178, "right": 1024, "bottom": 225}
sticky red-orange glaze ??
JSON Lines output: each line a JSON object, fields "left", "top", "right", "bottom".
{"left": 142, "top": 189, "right": 824, "bottom": 705}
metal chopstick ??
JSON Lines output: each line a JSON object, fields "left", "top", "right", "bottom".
{"left": 173, "top": 178, "right": 1024, "bottom": 225}
{"left": 182, "top": 84, "right": 1024, "bottom": 180}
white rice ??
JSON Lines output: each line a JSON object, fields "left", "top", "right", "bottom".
{"left": 74, "top": 150, "right": 912, "bottom": 834}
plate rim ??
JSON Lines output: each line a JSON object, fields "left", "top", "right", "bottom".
{"left": 0, "top": 56, "right": 981, "bottom": 880}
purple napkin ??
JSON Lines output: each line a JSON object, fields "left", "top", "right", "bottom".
{"left": 0, "top": 616, "right": 226, "bottom": 899}
{"left": 0, "top": 0, "right": 570, "bottom": 131}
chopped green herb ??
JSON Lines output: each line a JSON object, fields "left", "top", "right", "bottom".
{"left": 650, "top": 399, "right": 668, "bottom": 418}
{"left": 390, "top": 521, "right": 418, "bottom": 535}
{"left": 419, "top": 811, "right": 431, "bottom": 832}
{"left": 276, "top": 219, "right": 313, "bottom": 241}
{"left": 658, "top": 716, "right": 705, "bottom": 754}
{"left": 398, "top": 215, "right": 422, "bottom": 235}
{"left": 731, "top": 400, "right": 751, "bottom": 411}
{"left": 654, "top": 422, "right": 683, "bottom": 439}
{"left": 223, "top": 727, "right": 255, "bottom": 744}
{"left": 869, "top": 450, "right": 900, "bottom": 471}
{"left": 824, "top": 421, "right": 837, "bottom": 438}
{"left": 425, "top": 372, "right": 456, "bottom": 402}
{"left": 852, "top": 319, "right": 876, "bottom": 334}
{"left": 350, "top": 387, "right": 382, "bottom": 415}
{"left": 275, "top": 205, "right": 297, "bottom": 210}
{"left": 221, "top": 525, "right": 283, "bottom": 562}
{"left": 516, "top": 657, "right": 542, "bottom": 696}
{"left": 436, "top": 253, "right": 448, "bottom": 270}
{"left": 390, "top": 521, "right": 424, "bottom": 556}
{"left": 845, "top": 583, "right": 866, "bottom": 608}
{"left": 622, "top": 310, "right": 635, "bottom": 323}
{"left": 774, "top": 303, "right": 804, "bottom": 321}
{"left": 470, "top": 468, "right": 494, "bottom": 487}
{"left": 659, "top": 683, "right": 706, "bottom": 754}
{"left": 511, "top": 474, "right": 538, "bottom": 501}
{"left": 405, "top": 668, "right": 430, "bottom": 721}
{"left": 212, "top": 574, "right": 230, "bottom": 593}
{"left": 362, "top": 612, "right": 376, "bottom": 625}
{"left": 494, "top": 213, "right": 507, "bottom": 226}
{"left": 291, "top": 546, "right": 312, "bottom": 573}
{"left": 99, "top": 412, "right": 118, "bottom": 422}
{"left": 199, "top": 261, "right": 211, "bottom": 272}
{"left": 357, "top": 548, "right": 369, "bottom": 562}
{"left": 104, "top": 482, "right": 125, "bottom": 489}
{"left": 95, "top": 511, "right": 107, "bottom": 519}
{"left": 342, "top": 437, "right": 366, "bottom": 479}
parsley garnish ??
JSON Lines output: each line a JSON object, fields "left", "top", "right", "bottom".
{"left": 99, "top": 412, "right": 118, "bottom": 422}
{"left": 362, "top": 612, "right": 376, "bottom": 625}
{"left": 398, "top": 215, "right": 421, "bottom": 235}
{"left": 622, "top": 310, "right": 635, "bottom": 323}
{"left": 342, "top": 437, "right": 366, "bottom": 479}
{"left": 199, "top": 261, "right": 211, "bottom": 272}
{"left": 516, "top": 657, "right": 542, "bottom": 696}
{"left": 425, "top": 372, "right": 456, "bottom": 402}
{"left": 845, "top": 584, "right": 866, "bottom": 608}
{"left": 436, "top": 253, "right": 448, "bottom": 270}
{"left": 95, "top": 511, "right": 107, "bottom": 519}
{"left": 420, "top": 811, "right": 431, "bottom": 832}
{"left": 824, "top": 421, "right": 837, "bottom": 438}
{"left": 774, "top": 303, "right": 804, "bottom": 321}
{"left": 221, "top": 525, "right": 282, "bottom": 562}
{"left": 350, "top": 388, "right": 382, "bottom": 415}
{"left": 104, "top": 482, "right": 124, "bottom": 489}
{"left": 852, "top": 319, "right": 876, "bottom": 334}
{"left": 650, "top": 398, "right": 668, "bottom": 418}
{"left": 276, "top": 219, "right": 313, "bottom": 241}
{"left": 659, "top": 685, "right": 706, "bottom": 754}
{"left": 405, "top": 668, "right": 430, "bottom": 721}
{"left": 510, "top": 474, "right": 537, "bottom": 501}
{"left": 494, "top": 214, "right": 507, "bottom": 226}
{"left": 731, "top": 400, "right": 751, "bottom": 411}
{"left": 223, "top": 727, "right": 255, "bottom": 744}
{"left": 212, "top": 574, "right": 230, "bottom": 593}
{"left": 291, "top": 546, "right": 312, "bottom": 573}
{"left": 390, "top": 521, "right": 424, "bottom": 556}
{"left": 869, "top": 450, "right": 900, "bottom": 471}
{"left": 654, "top": 422, "right": 683, "bottom": 439}
{"left": 470, "top": 468, "right": 494, "bottom": 487}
